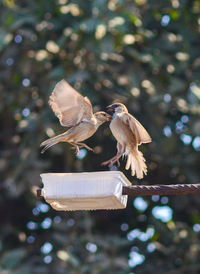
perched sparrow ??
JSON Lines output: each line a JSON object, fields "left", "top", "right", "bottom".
{"left": 40, "top": 80, "right": 111, "bottom": 154}
{"left": 102, "top": 103, "right": 151, "bottom": 179}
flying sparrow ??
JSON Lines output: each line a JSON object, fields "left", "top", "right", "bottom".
{"left": 40, "top": 79, "right": 111, "bottom": 154}
{"left": 102, "top": 103, "right": 151, "bottom": 179}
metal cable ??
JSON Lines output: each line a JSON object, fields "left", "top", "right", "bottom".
{"left": 122, "top": 184, "right": 200, "bottom": 196}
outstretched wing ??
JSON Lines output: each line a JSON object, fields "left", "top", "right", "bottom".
{"left": 49, "top": 80, "right": 93, "bottom": 127}
{"left": 121, "top": 113, "right": 152, "bottom": 145}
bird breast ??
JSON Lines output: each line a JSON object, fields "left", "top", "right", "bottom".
{"left": 67, "top": 120, "right": 97, "bottom": 143}
{"left": 110, "top": 114, "right": 136, "bottom": 147}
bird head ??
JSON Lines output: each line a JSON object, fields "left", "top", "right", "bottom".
{"left": 94, "top": 111, "right": 111, "bottom": 124}
{"left": 106, "top": 103, "right": 128, "bottom": 116}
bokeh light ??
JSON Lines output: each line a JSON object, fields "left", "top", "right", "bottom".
{"left": 152, "top": 195, "right": 160, "bottom": 202}
{"left": 27, "top": 235, "right": 35, "bottom": 244}
{"left": 22, "top": 108, "right": 30, "bottom": 117}
{"left": 152, "top": 206, "right": 173, "bottom": 222}
{"left": 22, "top": 78, "right": 30, "bottom": 87}
{"left": 41, "top": 218, "right": 52, "bottom": 229}
{"left": 76, "top": 148, "right": 87, "bottom": 160}
{"left": 181, "top": 115, "right": 189, "bottom": 123}
{"left": 121, "top": 223, "right": 129, "bottom": 231}
{"left": 86, "top": 242, "right": 97, "bottom": 253}
{"left": 192, "top": 136, "right": 200, "bottom": 151}
{"left": 14, "top": 34, "right": 22, "bottom": 43}
{"left": 6, "top": 58, "right": 14, "bottom": 66}
{"left": 32, "top": 207, "right": 40, "bottom": 216}
{"left": 66, "top": 218, "right": 75, "bottom": 227}
{"left": 180, "top": 134, "right": 192, "bottom": 145}
{"left": 41, "top": 242, "right": 53, "bottom": 254}
{"left": 147, "top": 243, "right": 156, "bottom": 253}
{"left": 27, "top": 221, "right": 38, "bottom": 230}
{"left": 161, "top": 15, "right": 170, "bottom": 26}
{"left": 54, "top": 216, "right": 62, "bottom": 224}
{"left": 163, "top": 126, "right": 172, "bottom": 137}
{"left": 163, "top": 93, "right": 171, "bottom": 103}
{"left": 160, "top": 196, "right": 169, "bottom": 204}
{"left": 193, "top": 224, "right": 200, "bottom": 232}
{"left": 133, "top": 197, "right": 148, "bottom": 211}
{"left": 44, "top": 255, "right": 52, "bottom": 264}
{"left": 128, "top": 251, "right": 145, "bottom": 268}
{"left": 38, "top": 202, "right": 50, "bottom": 213}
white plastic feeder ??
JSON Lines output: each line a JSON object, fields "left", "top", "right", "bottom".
{"left": 40, "top": 171, "right": 131, "bottom": 211}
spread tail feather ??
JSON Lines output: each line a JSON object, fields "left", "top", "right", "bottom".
{"left": 125, "top": 148, "right": 147, "bottom": 179}
{"left": 40, "top": 133, "right": 66, "bottom": 153}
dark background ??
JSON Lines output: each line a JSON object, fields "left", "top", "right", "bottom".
{"left": 0, "top": 0, "right": 200, "bottom": 273}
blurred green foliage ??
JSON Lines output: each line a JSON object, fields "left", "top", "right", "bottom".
{"left": 0, "top": 0, "right": 200, "bottom": 273}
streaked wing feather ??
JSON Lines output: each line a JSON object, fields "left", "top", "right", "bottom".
{"left": 49, "top": 80, "right": 93, "bottom": 127}
{"left": 122, "top": 113, "right": 151, "bottom": 145}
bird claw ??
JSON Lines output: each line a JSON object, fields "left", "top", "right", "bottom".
{"left": 101, "top": 160, "right": 111, "bottom": 166}
{"left": 77, "top": 143, "right": 94, "bottom": 152}
{"left": 86, "top": 147, "right": 94, "bottom": 152}
{"left": 71, "top": 146, "right": 79, "bottom": 155}
{"left": 102, "top": 160, "right": 119, "bottom": 168}
{"left": 108, "top": 162, "right": 114, "bottom": 168}
{"left": 71, "top": 143, "right": 94, "bottom": 155}
{"left": 102, "top": 156, "right": 121, "bottom": 167}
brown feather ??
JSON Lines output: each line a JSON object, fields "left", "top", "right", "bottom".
{"left": 49, "top": 80, "right": 93, "bottom": 127}
{"left": 120, "top": 113, "right": 151, "bottom": 145}
{"left": 107, "top": 105, "right": 151, "bottom": 178}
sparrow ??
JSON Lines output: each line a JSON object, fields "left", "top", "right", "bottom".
{"left": 102, "top": 103, "right": 151, "bottom": 179}
{"left": 40, "top": 79, "right": 111, "bottom": 154}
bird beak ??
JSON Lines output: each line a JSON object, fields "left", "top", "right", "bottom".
{"left": 106, "top": 105, "right": 115, "bottom": 115}
{"left": 106, "top": 113, "right": 112, "bottom": 121}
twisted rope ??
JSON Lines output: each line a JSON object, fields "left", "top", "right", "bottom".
{"left": 122, "top": 184, "right": 200, "bottom": 196}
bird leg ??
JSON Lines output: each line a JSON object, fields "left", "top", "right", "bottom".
{"left": 76, "top": 142, "right": 94, "bottom": 152}
{"left": 101, "top": 153, "right": 123, "bottom": 167}
{"left": 102, "top": 142, "right": 124, "bottom": 167}
{"left": 109, "top": 156, "right": 121, "bottom": 167}
{"left": 70, "top": 142, "right": 94, "bottom": 155}
{"left": 117, "top": 159, "right": 121, "bottom": 167}
{"left": 70, "top": 143, "right": 80, "bottom": 155}
{"left": 108, "top": 153, "right": 123, "bottom": 167}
